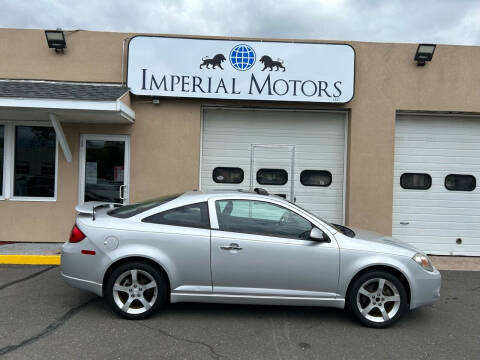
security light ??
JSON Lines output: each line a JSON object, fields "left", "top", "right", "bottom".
{"left": 414, "top": 44, "right": 436, "bottom": 66}
{"left": 45, "top": 30, "right": 66, "bottom": 52}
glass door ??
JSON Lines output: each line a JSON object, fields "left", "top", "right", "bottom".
{"left": 79, "top": 134, "right": 130, "bottom": 204}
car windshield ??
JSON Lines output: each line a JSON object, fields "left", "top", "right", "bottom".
{"left": 288, "top": 200, "right": 355, "bottom": 237}
{"left": 108, "top": 194, "right": 181, "bottom": 219}
{"left": 287, "top": 201, "right": 332, "bottom": 226}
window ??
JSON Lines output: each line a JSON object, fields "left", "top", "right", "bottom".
{"left": 13, "top": 126, "right": 56, "bottom": 198}
{"left": 445, "top": 174, "right": 476, "bottom": 191}
{"left": 256, "top": 169, "right": 288, "bottom": 185}
{"left": 0, "top": 125, "right": 4, "bottom": 197}
{"left": 300, "top": 170, "right": 332, "bottom": 187}
{"left": 142, "top": 202, "right": 210, "bottom": 229}
{"left": 0, "top": 124, "right": 57, "bottom": 200}
{"left": 109, "top": 194, "right": 180, "bottom": 218}
{"left": 215, "top": 199, "right": 313, "bottom": 239}
{"left": 212, "top": 167, "right": 244, "bottom": 184}
{"left": 400, "top": 173, "right": 432, "bottom": 190}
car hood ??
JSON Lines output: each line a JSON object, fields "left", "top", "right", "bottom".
{"left": 341, "top": 226, "right": 421, "bottom": 256}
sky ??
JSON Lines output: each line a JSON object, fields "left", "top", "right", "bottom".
{"left": 1, "top": 0, "right": 480, "bottom": 45}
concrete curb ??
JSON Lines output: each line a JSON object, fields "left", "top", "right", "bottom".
{"left": 0, "top": 255, "right": 60, "bottom": 265}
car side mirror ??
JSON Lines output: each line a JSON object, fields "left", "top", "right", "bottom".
{"left": 309, "top": 227, "right": 330, "bottom": 242}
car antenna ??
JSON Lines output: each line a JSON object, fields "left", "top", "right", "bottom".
{"left": 254, "top": 188, "right": 269, "bottom": 195}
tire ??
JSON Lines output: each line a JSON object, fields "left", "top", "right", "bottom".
{"left": 106, "top": 261, "right": 168, "bottom": 320}
{"left": 347, "top": 270, "right": 408, "bottom": 328}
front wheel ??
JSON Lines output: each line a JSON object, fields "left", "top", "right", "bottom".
{"left": 347, "top": 270, "right": 408, "bottom": 328}
{"left": 106, "top": 262, "right": 168, "bottom": 320}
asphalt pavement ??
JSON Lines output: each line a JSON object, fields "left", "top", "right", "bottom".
{"left": 0, "top": 265, "right": 479, "bottom": 360}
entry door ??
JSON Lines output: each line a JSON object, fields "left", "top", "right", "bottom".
{"left": 251, "top": 144, "right": 294, "bottom": 201}
{"left": 79, "top": 134, "right": 130, "bottom": 204}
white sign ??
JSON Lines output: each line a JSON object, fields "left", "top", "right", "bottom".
{"left": 127, "top": 36, "right": 355, "bottom": 103}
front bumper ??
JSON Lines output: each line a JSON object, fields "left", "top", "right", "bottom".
{"left": 408, "top": 259, "right": 442, "bottom": 309}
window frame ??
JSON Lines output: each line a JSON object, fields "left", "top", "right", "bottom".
{"left": 300, "top": 169, "right": 332, "bottom": 187}
{"left": 444, "top": 174, "right": 476, "bottom": 192}
{"left": 142, "top": 201, "right": 211, "bottom": 229}
{"left": 213, "top": 198, "right": 315, "bottom": 240}
{"left": 207, "top": 196, "right": 337, "bottom": 244}
{"left": 0, "top": 121, "right": 58, "bottom": 202}
{"left": 256, "top": 168, "right": 288, "bottom": 186}
{"left": 0, "top": 123, "right": 6, "bottom": 200}
{"left": 78, "top": 134, "right": 130, "bottom": 205}
{"left": 400, "top": 172, "right": 432, "bottom": 190}
{"left": 212, "top": 167, "right": 244, "bottom": 184}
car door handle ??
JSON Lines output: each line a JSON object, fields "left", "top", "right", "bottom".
{"left": 220, "top": 243, "right": 242, "bottom": 251}
{"left": 400, "top": 222, "right": 410, "bottom": 225}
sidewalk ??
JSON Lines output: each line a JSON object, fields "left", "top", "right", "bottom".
{"left": 429, "top": 256, "right": 480, "bottom": 271}
{"left": 0, "top": 242, "right": 61, "bottom": 265}
{"left": 0, "top": 242, "right": 480, "bottom": 270}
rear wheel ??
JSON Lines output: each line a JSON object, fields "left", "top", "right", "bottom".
{"left": 106, "top": 262, "right": 168, "bottom": 319}
{"left": 347, "top": 270, "right": 408, "bottom": 328}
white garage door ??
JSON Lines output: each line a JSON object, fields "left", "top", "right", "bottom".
{"left": 393, "top": 114, "right": 480, "bottom": 256}
{"left": 200, "top": 108, "right": 347, "bottom": 224}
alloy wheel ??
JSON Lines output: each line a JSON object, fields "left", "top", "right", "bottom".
{"left": 112, "top": 269, "right": 158, "bottom": 315}
{"left": 356, "top": 277, "right": 401, "bottom": 323}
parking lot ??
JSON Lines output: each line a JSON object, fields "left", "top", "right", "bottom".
{"left": 0, "top": 265, "right": 479, "bottom": 360}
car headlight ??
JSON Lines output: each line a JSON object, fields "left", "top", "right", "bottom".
{"left": 413, "top": 253, "right": 434, "bottom": 272}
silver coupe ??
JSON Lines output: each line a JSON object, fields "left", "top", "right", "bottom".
{"left": 61, "top": 190, "right": 441, "bottom": 328}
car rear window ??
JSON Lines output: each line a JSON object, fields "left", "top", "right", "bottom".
{"left": 142, "top": 202, "right": 210, "bottom": 229}
{"left": 108, "top": 194, "right": 180, "bottom": 218}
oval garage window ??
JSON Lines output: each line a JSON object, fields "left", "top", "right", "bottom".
{"left": 300, "top": 170, "right": 332, "bottom": 187}
{"left": 400, "top": 173, "right": 432, "bottom": 190}
{"left": 257, "top": 169, "right": 288, "bottom": 185}
{"left": 212, "top": 167, "right": 244, "bottom": 184}
{"left": 445, "top": 174, "right": 476, "bottom": 191}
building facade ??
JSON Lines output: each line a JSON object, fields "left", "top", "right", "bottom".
{"left": 0, "top": 28, "right": 479, "bottom": 256}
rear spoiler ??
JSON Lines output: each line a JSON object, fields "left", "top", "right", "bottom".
{"left": 75, "top": 201, "right": 123, "bottom": 220}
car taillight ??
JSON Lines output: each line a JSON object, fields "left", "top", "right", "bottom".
{"left": 69, "top": 225, "right": 86, "bottom": 243}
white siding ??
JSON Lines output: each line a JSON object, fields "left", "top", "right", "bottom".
{"left": 393, "top": 114, "right": 480, "bottom": 255}
{"left": 201, "top": 108, "right": 346, "bottom": 224}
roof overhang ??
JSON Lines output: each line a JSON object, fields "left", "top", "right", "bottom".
{"left": 0, "top": 97, "right": 135, "bottom": 124}
{"left": 0, "top": 80, "right": 136, "bottom": 164}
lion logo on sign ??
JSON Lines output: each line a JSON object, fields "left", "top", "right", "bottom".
{"left": 259, "top": 55, "right": 286, "bottom": 72}
{"left": 199, "top": 54, "right": 226, "bottom": 69}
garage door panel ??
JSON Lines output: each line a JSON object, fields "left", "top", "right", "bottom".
{"left": 394, "top": 193, "right": 480, "bottom": 200}
{"left": 393, "top": 114, "right": 480, "bottom": 255}
{"left": 393, "top": 214, "right": 480, "bottom": 224}
{"left": 201, "top": 109, "right": 346, "bottom": 223}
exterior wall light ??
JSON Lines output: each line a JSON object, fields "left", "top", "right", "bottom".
{"left": 414, "top": 44, "right": 436, "bottom": 66}
{"left": 45, "top": 30, "right": 66, "bottom": 52}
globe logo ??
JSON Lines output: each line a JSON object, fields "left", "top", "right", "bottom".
{"left": 229, "top": 44, "right": 256, "bottom": 71}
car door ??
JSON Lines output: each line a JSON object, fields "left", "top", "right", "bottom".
{"left": 209, "top": 198, "right": 340, "bottom": 298}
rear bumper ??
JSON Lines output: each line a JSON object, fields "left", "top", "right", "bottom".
{"left": 61, "top": 272, "right": 103, "bottom": 297}
{"left": 61, "top": 241, "right": 105, "bottom": 297}
{"left": 409, "top": 260, "right": 442, "bottom": 309}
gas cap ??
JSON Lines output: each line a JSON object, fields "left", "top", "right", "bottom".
{"left": 103, "top": 236, "right": 119, "bottom": 250}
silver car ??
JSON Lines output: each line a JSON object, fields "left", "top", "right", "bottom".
{"left": 61, "top": 190, "right": 441, "bottom": 328}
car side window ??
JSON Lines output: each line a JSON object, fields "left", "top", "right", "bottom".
{"left": 142, "top": 202, "right": 210, "bottom": 229}
{"left": 215, "top": 199, "right": 313, "bottom": 240}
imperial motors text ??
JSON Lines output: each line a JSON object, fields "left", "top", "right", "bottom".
{"left": 140, "top": 69, "right": 343, "bottom": 98}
